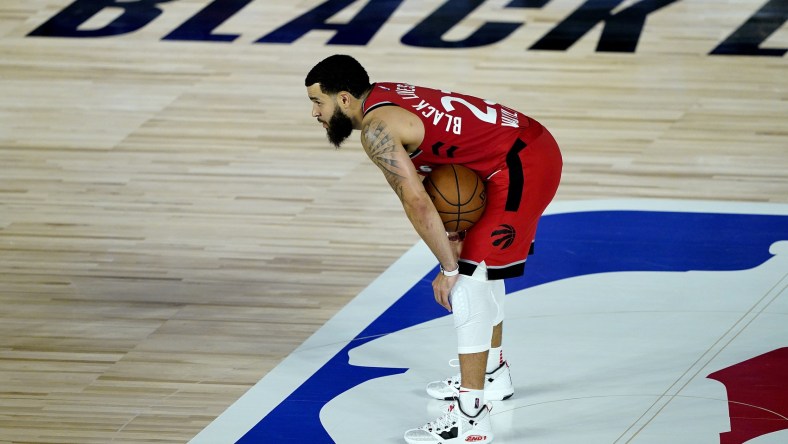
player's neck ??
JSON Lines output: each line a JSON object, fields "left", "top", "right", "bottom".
{"left": 351, "top": 88, "right": 373, "bottom": 130}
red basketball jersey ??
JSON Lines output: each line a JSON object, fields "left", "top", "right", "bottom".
{"left": 361, "top": 82, "right": 540, "bottom": 179}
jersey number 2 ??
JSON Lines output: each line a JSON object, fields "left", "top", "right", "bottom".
{"left": 440, "top": 96, "right": 497, "bottom": 125}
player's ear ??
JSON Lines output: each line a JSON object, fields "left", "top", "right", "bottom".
{"left": 337, "top": 91, "right": 352, "bottom": 107}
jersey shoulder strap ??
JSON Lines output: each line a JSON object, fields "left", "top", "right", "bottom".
{"left": 362, "top": 82, "right": 406, "bottom": 116}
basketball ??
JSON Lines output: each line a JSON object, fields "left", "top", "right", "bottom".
{"left": 423, "top": 164, "right": 487, "bottom": 232}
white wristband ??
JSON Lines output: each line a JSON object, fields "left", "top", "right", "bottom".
{"left": 440, "top": 264, "right": 460, "bottom": 276}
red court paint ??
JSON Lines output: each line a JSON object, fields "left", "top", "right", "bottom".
{"left": 708, "top": 348, "right": 788, "bottom": 444}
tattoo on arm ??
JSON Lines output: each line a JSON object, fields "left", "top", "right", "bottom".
{"left": 361, "top": 119, "right": 406, "bottom": 196}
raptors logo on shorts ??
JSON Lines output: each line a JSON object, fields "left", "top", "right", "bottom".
{"left": 491, "top": 224, "right": 516, "bottom": 250}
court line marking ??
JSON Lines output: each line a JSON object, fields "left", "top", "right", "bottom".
{"left": 617, "top": 262, "right": 788, "bottom": 442}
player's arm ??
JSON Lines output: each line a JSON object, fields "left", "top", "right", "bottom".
{"left": 360, "top": 113, "right": 459, "bottom": 309}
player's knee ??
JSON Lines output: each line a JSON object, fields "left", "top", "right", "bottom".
{"left": 491, "top": 279, "right": 505, "bottom": 325}
{"left": 451, "top": 276, "right": 497, "bottom": 354}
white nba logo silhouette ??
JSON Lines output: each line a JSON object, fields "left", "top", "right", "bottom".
{"left": 322, "top": 240, "right": 788, "bottom": 443}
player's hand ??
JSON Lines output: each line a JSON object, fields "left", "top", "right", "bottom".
{"left": 432, "top": 272, "right": 459, "bottom": 311}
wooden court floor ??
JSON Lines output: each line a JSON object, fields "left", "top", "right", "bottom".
{"left": 1, "top": 0, "right": 786, "bottom": 442}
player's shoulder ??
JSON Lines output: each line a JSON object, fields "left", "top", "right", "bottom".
{"left": 361, "top": 103, "right": 423, "bottom": 147}
{"left": 362, "top": 104, "right": 417, "bottom": 131}
{"left": 362, "top": 82, "right": 418, "bottom": 125}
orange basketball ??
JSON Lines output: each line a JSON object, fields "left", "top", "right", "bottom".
{"left": 423, "top": 164, "right": 486, "bottom": 232}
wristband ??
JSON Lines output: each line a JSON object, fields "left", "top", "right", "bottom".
{"left": 440, "top": 264, "right": 460, "bottom": 276}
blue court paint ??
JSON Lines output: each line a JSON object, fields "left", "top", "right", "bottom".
{"left": 237, "top": 210, "right": 788, "bottom": 443}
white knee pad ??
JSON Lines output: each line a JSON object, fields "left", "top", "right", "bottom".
{"left": 451, "top": 275, "right": 499, "bottom": 355}
{"left": 491, "top": 279, "right": 506, "bottom": 325}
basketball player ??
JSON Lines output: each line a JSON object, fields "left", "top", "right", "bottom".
{"left": 305, "top": 55, "right": 562, "bottom": 444}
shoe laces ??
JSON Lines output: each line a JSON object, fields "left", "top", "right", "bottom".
{"left": 422, "top": 403, "right": 459, "bottom": 432}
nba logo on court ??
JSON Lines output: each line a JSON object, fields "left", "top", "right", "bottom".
{"left": 192, "top": 200, "right": 788, "bottom": 444}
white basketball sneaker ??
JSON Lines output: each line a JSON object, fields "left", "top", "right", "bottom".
{"left": 404, "top": 402, "right": 494, "bottom": 444}
{"left": 426, "top": 361, "right": 514, "bottom": 401}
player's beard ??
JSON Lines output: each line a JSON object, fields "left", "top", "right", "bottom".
{"left": 325, "top": 108, "right": 354, "bottom": 148}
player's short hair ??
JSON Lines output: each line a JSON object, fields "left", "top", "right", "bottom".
{"left": 305, "top": 54, "right": 371, "bottom": 99}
